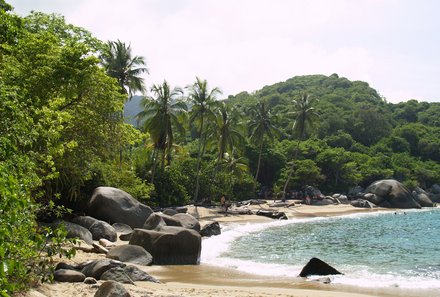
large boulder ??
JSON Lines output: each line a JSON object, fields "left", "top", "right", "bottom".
{"left": 94, "top": 281, "right": 131, "bottom": 297}
{"left": 100, "top": 267, "right": 134, "bottom": 284}
{"left": 70, "top": 216, "right": 99, "bottom": 230}
{"left": 413, "top": 187, "right": 434, "bottom": 207}
{"left": 53, "top": 269, "right": 86, "bottom": 282}
{"left": 89, "top": 221, "right": 118, "bottom": 242}
{"left": 52, "top": 220, "right": 93, "bottom": 245}
{"left": 87, "top": 187, "right": 153, "bottom": 228}
{"left": 106, "top": 245, "right": 153, "bottom": 266}
{"left": 143, "top": 213, "right": 167, "bottom": 230}
{"left": 129, "top": 227, "right": 201, "bottom": 265}
{"left": 81, "top": 259, "right": 126, "bottom": 279}
{"left": 173, "top": 213, "right": 201, "bottom": 232}
{"left": 299, "top": 257, "right": 342, "bottom": 277}
{"left": 350, "top": 199, "right": 376, "bottom": 208}
{"left": 256, "top": 209, "right": 288, "bottom": 220}
{"left": 363, "top": 179, "right": 421, "bottom": 209}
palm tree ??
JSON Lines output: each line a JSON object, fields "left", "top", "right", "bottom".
{"left": 101, "top": 40, "right": 149, "bottom": 98}
{"left": 136, "top": 81, "right": 186, "bottom": 182}
{"left": 248, "top": 101, "right": 280, "bottom": 194}
{"left": 212, "top": 103, "right": 245, "bottom": 167}
{"left": 282, "top": 93, "right": 319, "bottom": 199}
{"left": 187, "top": 77, "right": 222, "bottom": 202}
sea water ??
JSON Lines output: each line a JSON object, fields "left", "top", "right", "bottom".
{"left": 201, "top": 208, "right": 440, "bottom": 290}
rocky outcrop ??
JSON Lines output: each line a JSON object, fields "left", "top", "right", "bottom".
{"left": 363, "top": 179, "right": 421, "bottom": 209}
{"left": 412, "top": 187, "right": 435, "bottom": 207}
{"left": 52, "top": 220, "right": 93, "bottom": 245}
{"left": 143, "top": 213, "right": 167, "bottom": 230}
{"left": 106, "top": 245, "right": 153, "bottom": 266}
{"left": 200, "top": 221, "right": 221, "bottom": 237}
{"left": 129, "top": 227, "right": 201, "bottom": 265}
{"left": 299, "top": 257, "right": 342, "bottom": 277}
{"left": 173, "top": 213, "right": 201, "bottom": 232}
{"left": 87, "top": 187, "right": 153, "bottom": 228}
{"left": 71, "top": 216, "right": 99, "bottom": 230}
{"left": 94, "top": 281, "right": 131, "bottom": 297}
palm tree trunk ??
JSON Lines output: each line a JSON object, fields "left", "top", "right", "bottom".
{"left": 193, "top": 116, "right": 205, "bottom": 203}
{"left": 150, "top": 147, "right": 158, "bottom": 184}
{"left": 252, "top": 141, "right": 264, "bottom": 195}
{"left": 282, "top": 139, "right": 301, "bottom": 200}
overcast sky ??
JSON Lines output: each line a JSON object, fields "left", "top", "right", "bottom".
{"left": 8, "top": 0, "right": 440, "bottom": 103}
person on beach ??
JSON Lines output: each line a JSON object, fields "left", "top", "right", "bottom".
{"left": 220, "top": 195, "right": 226, "bottom": 211}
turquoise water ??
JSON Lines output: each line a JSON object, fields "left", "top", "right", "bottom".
{"left": 202, "top": 208, "right": 440, "bottom": 290}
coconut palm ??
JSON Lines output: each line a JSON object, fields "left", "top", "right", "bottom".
{"left": 248, "top": 101, "right": 280, "bottom": 193}
{"left": 136, "top": 81, "right": 186, "bottom": 182}
{"left": 282, "top": 93, "right": 319, "bottom": 199}
{"left": 101, "top": 39, "right": 149, "bottom": 98}
{"left": 187, "top": 77, "right": 222, "bottom": 202}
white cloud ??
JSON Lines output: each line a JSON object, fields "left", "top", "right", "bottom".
{"left": 9, "top": 0, "right": 440, "bottom": 102}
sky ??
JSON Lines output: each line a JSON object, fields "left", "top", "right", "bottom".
{"left": 8, "top": 0, "right": 440, "bottom": 103}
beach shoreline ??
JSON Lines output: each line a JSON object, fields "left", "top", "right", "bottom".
{"left": 28, "top": 203, "right": 435, "bottom": 297}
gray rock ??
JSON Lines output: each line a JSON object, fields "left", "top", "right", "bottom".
{"left": 312, "top": 198, "right": 335, "bottom": 206}
{"left": 94, "top": 281, "right": 131, "bottom": 297}
{"left": 162, "top": 208, "right": 178, "bottom": 216}
{"left": 119, "top": 232, "right": 132, "bottom": 241}
{"left": 55, "top": 262, "right": 77, "bottom": 271}
{"left": 200, "top": 221, "right": 221, "bottom": 237}
{"left": 413, "top": 187, "right": 434, "bottom": 207}
{"left": 81, "top": 258, "right": 126, "bottom": 279}
{"left": 430, "top": 184, "right": 440, "bottom": 194}
{"left": 350, "top": 199, "right": 376, "bottom": 208}
{"left": 129, "top": 227, "right": 201, "bottom": 265}
{"left": 364, "top": 179, "right": 421, "bottom": 209}
{"left": 87, "top": 187, "right": 153, "bottom": 228}
{"left": 71, "top": 216, "right": 99, "bottom": 230}
{"left": 173, "top": 213, "right": 201, "bottom": 232}
{"left": 106, "top": 244, "right": 153, "bottom": 266}
{"left": 100, "top": 267, "right": 134, "bottom": 284}
{"left": 123, "top": 265, "right": 159, "bottom": 283}
{"left": 53, "top": 220, "right": 93, "bottom": 245}
{"left": 112, "top": 223, "right": 132, "bottom": 234}
{"left": 160, "top": 213, "right": 182, "bottom": 227}
{"left": 143, "top": 213, "right": 167, "bottom": 230}
{"left": 53, "top": 269, "right": 85, "bottom": 282}
{"left": 256, "top": 209, "right": 288, "bottom": 220}
{"left": 84, "top": 277, "right": 97, "bottom": 284}
{"left": 89, "top": 221, "right": 117, "bottom": 242}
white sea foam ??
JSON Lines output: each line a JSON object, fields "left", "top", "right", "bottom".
{"left": 201, "top": 209, "right": 440, "bottom": 291}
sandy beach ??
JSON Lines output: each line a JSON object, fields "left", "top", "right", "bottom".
{"left": 25, "top": 202, "right": 431, "bottom": 297}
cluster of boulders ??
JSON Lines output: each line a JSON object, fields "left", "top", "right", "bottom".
{"left": 48, "top": 186, "right": 224, "bottom": 296}
{"left": 296, "top": 179, "right": 438, "bottom": 209}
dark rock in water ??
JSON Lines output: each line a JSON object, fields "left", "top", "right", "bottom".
{"left": 119, "top": 231, "right": 132, "bottom": 241}
{"left": 89, "top": 221, "right": 118, "bottom": 242}
{"left": 94, "top": 281, "right": 131, "bottom": 297}
{"left": 256, "top": 209, "right": 288, "bottom": 220}
{"left": 81, "top": 258, "right": 126, "bottom": 279}
{"left": 299, "top": 257, "right": 342, "bottom": 277}
{"left": 350, "top": 199, "right": 376, "bottom": 208}
{"left": 106, "top": 244, "right": 153, "bottom": 266}
{"left": 52, "top": 220, "right": 93, "bottom": 245}
{"left": 129, "top": 227, "right": 201, "bottom": 265}
{"left": 200, "top": 221, "right": 221, "bottom": 237}
{"left": 100, "top": 267, "right": 134, "bottom": 284}
{"left": 412, "top": 187, "right": 434, "bottom": 207}
{"left": 173, "top": 213, "right": 201, "bottom": 232}
{"left": 54, "top": 269, "right": 86, "bottom": 282}
{"left": 87, "top": 187, "right": 153, "bottom": 228}
{"left": 364, "top": 179, "right": 421, "bottom": 209}
{"left": 71, "top": 216, "right": 100, "bottom": 230}
{"left": 112, "top": 223, "right": 133, "bottom": 234}
{"left": 123, "top": 265, "right": 159, "bottom": 283}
